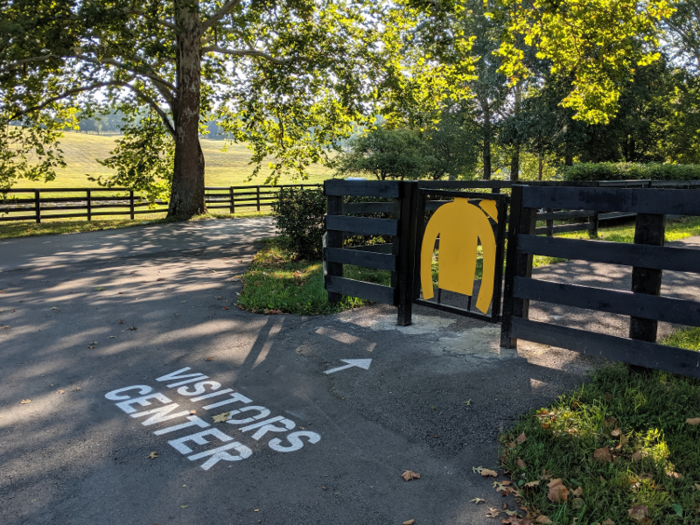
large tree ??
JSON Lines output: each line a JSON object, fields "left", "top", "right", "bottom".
{"left": 1, "top": 0, "right": 452, "bottom": 217}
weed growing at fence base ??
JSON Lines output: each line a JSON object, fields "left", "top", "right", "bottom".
{"left": 236, "top": 238, "right": 391, "bottom": 315}
{"left": 499, "top": 341, "right": 700, "bottom": 524}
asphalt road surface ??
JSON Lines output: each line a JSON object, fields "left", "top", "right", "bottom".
{"left": 1, "top": 218, "right": 630, "bottom": 525}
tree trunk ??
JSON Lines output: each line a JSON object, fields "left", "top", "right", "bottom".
{"left": 510, "top": 145, "right": 520, "bottom": 182}
{"left": 168, "top": 0, "right": 206, "bottom": 219}
{"left": 481, "top": 97, "right": 491, "bottom": 180}
{"left": 538, "top": 151, "right": 543, "bottom": 181}
{"left": 510, "top": 84, "right": 521, "bottom": 182}
{"left": 565, "top": 152, "right": 573, "bottom": 166}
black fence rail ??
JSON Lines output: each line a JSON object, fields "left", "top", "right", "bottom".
{"left": 501, "top": 185, "right": 700, "bottom": 379}
{"left": 0, "top": 184, "right": 320, "bottom": 223}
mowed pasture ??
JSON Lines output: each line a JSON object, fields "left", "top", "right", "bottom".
{"left": 13, "top": 130, "right": 334, "bottom": 189}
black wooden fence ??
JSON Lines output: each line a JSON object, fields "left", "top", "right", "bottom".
{"left": 501, "top": 185, "right": 700, "bottom": 378}
{"left": 0, "top": 184, "right": 320, "bottom": 223}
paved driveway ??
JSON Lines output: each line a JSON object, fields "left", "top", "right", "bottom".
{"left": 1, "top": 219, "right": 624, "bottom": 525}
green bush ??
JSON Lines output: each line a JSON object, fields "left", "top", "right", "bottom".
{"left": 272, "top": 187, "right": 326, "bottom": 260}
{"left": 562, "top": 162, "right": 700, "bottom": 182}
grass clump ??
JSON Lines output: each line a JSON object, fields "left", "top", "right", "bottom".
{"left": 499, "top": 330, "right": 700, "bottom": 524}
{"left": 236, "top": 238, "right": 390, "bottom": 315}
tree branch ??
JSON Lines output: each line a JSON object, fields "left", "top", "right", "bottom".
{"left": 201, "top": 45, "right": 289, "bottom": 65}
{"left": 201, "top": 0, "right": 243, "bottom": 33}
{"left": 0, "top": 55, "right": 59, "bottom": 74}
{"left": 11, "top": 80, "right": 176, "bottom": 138}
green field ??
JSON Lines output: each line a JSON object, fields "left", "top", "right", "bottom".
{"left": 13, "top": 131, "right": 334, "bottom": 189}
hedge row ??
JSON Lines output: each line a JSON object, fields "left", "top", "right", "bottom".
{"left": 562, "top": 162, "right": 700, "bottom": 182}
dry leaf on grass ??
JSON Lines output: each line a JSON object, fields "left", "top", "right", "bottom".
{"left": 593, "top": 447, "right": 612, "bottom": 462}
{"left": 401, "top": 470, "right": 421, "bottom": 481}
{"left": 572, "top": 487, "right": 583, "bottom": 497}
{"left": 631, "top": 451, "right": 642, "bottom": 462}
{"left": 535, "top": 516, "right": 552, "bottom": 523}
{"left": 601, "top": 520, "right": 615, "bottom": 525}
{"left": 547, "top": 479, "right": 569, "bottom": 503}
{"left": 516, "top": 432, "right": 527, "bottom": 444}
{"left": 611, "top": 429, "right": 621, "bottom": 437}
{"left": 485, "top": 507, "right": 501, "bottom": 518}
{"left": 402, "top": 520, "right": 415, "bottom": 525}
{"left": 628, "top": 505, "right": 649, "bottom": 523}
{"left": 540, "top": 469, "right": 552, "bottom": 481}
{"left": 667, "top": 471, "right": 684, "bottom": 479}
{"left": 212, "top": 412, "right": 230, "bottom": 423}
{"left": 481, "top": 468, "right": 498, "bottom": 477}
{"left": 524, "top": 481, "right": 540, "bottom": 488}
{"left": 517, "top": 458, "right": 527, "bottom": 469}
{"left": 146, "top": 451, "right": 159, "bottom": 459}
{"left": 686, "top": 417, "right": 700, "bottom": 425}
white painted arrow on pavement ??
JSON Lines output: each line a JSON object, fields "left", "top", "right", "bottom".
{"left": 323, "top": 359, "right": 372, "bottom": 375}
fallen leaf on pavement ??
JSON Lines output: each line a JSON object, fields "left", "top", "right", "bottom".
{"left": 146, "top": 452, "right": 159, "bottom": 459}
{"left": 481, "top": 468, "right": 498, "bottom": 477}
{"left": 212, "top": 412, "right": 230, "bottom": 423}
{"left": 20, "top": 399, "right": 31, "bottom": 404}
{"left": 401, "top": 470, "right": 421, "bottom": 481}
{"left": 58, "top": 390, "right": 65, "bottom": 394}
{"left": 402, "top": 520, "right": 415, "bottom": 525}
{"left": 547, "top": 479, "right": 568, "bottom": 503}
{"left": 189, "top": 410, "right": 196, "bottom": 415}
{"left": 119, "top": 320, "right": 125, "bottom": 324}
{"left": 485, "top": 507, "right": 501, "bottom": 518}
{"left": 157, "top": 278, "right": 165, "bottom": 281}
{"left": 129, "top": 326, "right": 137, "bottom": 331}
{"left": 205, "top": 357, "right": 214, "bottom": 361}
{"left": 516, "top": 432, "right": 527, "bottom": 444}
{"left": 470, "top": 498, "right": 485, "bottom": 504}
{"left": 594, "top": 447, "right": 612, "bottom": 462}
{"left": 0, "top": 325, "right": 9, "bottom": 330}
{"left": 73, "top": 387, "right": 81, "bottom": 392}
{"left": 628, "top": 505, "right": 649, "bottom": 522}
{"left": 686, "top": 417, "right": 700, "bottom": 425}
{"left": 222, "top": 307, "right": 229, "bottom": 310}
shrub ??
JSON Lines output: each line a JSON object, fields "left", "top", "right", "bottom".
{"left": 562, "top": 162, "right": 700, "bottom": 182}
{"left": 272, "top": 187, "right": 326, "bottom": 260}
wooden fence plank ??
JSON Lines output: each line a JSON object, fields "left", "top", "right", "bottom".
{"left": 516, "top": 235, "right": 700, "bottom": 274}
{"left": 325, "top": 276, "right": 395, "bottom": 305}
{"left": 324, "top": 180, "right": 400, "bottom": 198}
{"left": 513, "top": 277, "right": 700, "bottom": 327}
{"left": 342, "top": 202, "right": 396, "bottom": 214}
{"left": 536, "top": 210, "right": 595, "bottom": 220}
{"left": 345, "top": 243, "right": 394, "bottom": 253}
{"left": 324, "top": 247, "right": 396, "bottom": 271}
{"left": 511, "top": 318, "right": 700, "bottom": 378}
{"left": 325, "top": 215, "right": 398, "bottom": 236}
{"left": 522, "top": 186, "right": 700, "bottom": 215}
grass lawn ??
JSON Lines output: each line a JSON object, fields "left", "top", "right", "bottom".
{"left": 12, "top": 130, "right": 333, "bottom": 190}
{"left": 0, "top": 210, "right": 270, "bottom": 240}
{"left": 235, "top": 238, "right": 391, "bottom": 315}
{"left": 495, "top": 329, "right": 700, "bottom": 525}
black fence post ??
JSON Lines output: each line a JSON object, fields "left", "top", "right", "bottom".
{"left": 325, "top": 183, "right": 344, "bottom": 304}
{"left": 546, "top": 208, "right": 554, "bottom": 237}
{"left": 229, "top": 187, "right": 235, "bottom": 214}
{"left": 34, "top": 190, "right": 41, "bottom": 224}
{"left": 500, "top": 185, "right": 536, "bottom": 349}
{"left": 129, "top": 190, "right": 135, "bottom": 220}
{"left": 412, "top": 189, "right": 427, "bottom": 300}
{"left": 87, "top": 190, "right": 92, "bottom": 221}
{"left": 256, "top": 186, "right": 261, "bottom": 212}
{"left": 629, "top": 213, "right": 666, "bottom": 343}
{"left": 591, "top": 211, "right": 600, "bottom": 237}
{"left": 396, "top": 181, "right": 418, "bottom": 326}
